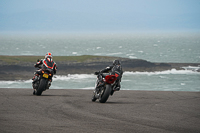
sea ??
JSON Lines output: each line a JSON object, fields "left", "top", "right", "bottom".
{"left": 0, "top": 32, "right": 200, "bottom": 92}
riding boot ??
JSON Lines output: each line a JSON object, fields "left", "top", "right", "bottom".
{"left": 33, "top": 89, "right": 36, "bottom": 95}
{"left": 110, "top": 90, "right": 114, "bottom": 96}
{"left": 115, "top": 82, "right": 121, "bottom": 91}
{"left": 47, "top": 80, "right": 51, "bottom": 89}
{"left": 32, "top": 74, "right": 39, "bottom": 83}
{"left": 111, "top": 84, "right": 120, "bottom": 96}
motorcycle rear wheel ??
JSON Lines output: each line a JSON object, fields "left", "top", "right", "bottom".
{"left": 99, "top": 85, "right": 112, "bottom": 103}
{"left": 36, "top": 78, "right": 47, "bottom": 96}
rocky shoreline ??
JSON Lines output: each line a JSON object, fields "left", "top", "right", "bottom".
{"left": 0, "top": 55, "right": 199, "bottom": 80}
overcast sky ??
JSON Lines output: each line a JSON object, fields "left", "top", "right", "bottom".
{"left": 0, "top": 0, "right": 200, "bottom": 33}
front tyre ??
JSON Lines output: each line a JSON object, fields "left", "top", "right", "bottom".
{"left": 91, "top": 90, "right": 97, "bottom": 102}
{"left": 99, "top": 85, "right": 112, "bottom": 103}
{"left": 92, "top": 95, "right": 97, "bottom": 102}
{"left": 33, "top": 90, "right": 36, "bottom": 95}
{"left": 36, "top": 78, "right": 47, "bottom": 96}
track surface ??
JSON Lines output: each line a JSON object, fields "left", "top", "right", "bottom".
{"left": 0, "top": 88, "right": 200, "bottom": 133}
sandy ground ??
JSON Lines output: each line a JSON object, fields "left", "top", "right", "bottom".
{"left": 0, "top": 88, "right": 200, "bottom": 133}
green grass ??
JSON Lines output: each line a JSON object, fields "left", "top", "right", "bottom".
{"left": 0, "top": 56, "right": 42, "bottom": 64}
{"left": 0, "top": 55, "right": 119, "bottom": 64}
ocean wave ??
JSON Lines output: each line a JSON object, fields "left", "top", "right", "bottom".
{"left": 182, "top": 66, "right": 200, "bottom": 71}
{"left": 128, "top": 56, "right": 137, "bottom": 59}
{"left": 0, "top": 69, "right": 199, "bottom": 91}
{"left": 123, "top": 69, "right": 200, "bottom": 75}
{"left": 54, "top": 69, "right": 199, "bottom": 81}
{"left": 53, "top": 74, "right": 95, "bottom": 81}
{"left": 106, "top": 52, "right": 123, "bottom": 55}
{"left": 1, "top": 69, "right": 198, "bottom": 84}
{"left": 0, "top": 80, "right": 31, "bottom": 84}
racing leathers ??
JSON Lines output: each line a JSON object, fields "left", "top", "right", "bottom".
{"left": 98, "top": 63, "right": 123, "bottom": 91}
{"left": 32, "top": 57, "right": 57, "bottom": 83}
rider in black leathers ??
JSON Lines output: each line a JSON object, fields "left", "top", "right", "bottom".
{"left": 32, "top": 52, "right": 57, "bottom": 88}
{"left": 95, "top": 60, "right": 123, "bottom": 91}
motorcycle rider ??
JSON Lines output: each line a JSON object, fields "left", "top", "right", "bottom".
{"left": 95, "top": 60, "right": 123, "bottom": 92}
{"left": 32, "top": 52, "right": 57, "bottom": 89}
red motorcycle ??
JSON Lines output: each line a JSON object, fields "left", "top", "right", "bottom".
{"left": 92, "top": 72, "right": 117, "bottom": 103}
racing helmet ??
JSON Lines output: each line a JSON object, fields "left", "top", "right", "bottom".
{"left": 45, "top": 52, "right": 52, "bottom": 59}
{"left": 113, "top": 60, "right": 121, "bottom": 65}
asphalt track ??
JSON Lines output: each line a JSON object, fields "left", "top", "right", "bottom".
{"left": 0, "top": 88, "right": 200, "bottom": 133}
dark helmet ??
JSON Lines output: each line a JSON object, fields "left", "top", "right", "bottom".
{"left": 45, "top": 52, "right": 52, "bottom": 59}
{"left": 113, "top": 60, "right": 121, "bottom": 65}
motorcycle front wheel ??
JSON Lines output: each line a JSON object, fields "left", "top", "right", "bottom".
{"left": 91, "top": 89, "right": 97, "bottom": 102}
{"left": 92, "top": 95, "right": 97, "bottom": 102}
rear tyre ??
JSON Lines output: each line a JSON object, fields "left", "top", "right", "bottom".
{"left": 99, "top": 85, "right": 112, "bottom": 103}
{"left": 36, "top": 78, "right": 47, "bottom": 96}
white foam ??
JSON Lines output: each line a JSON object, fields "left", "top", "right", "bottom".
{"left": 129, "top": 56, "right": 137, "bottom": 59}
{"left": 107, "top": 52, "right": 123, "bottom": 55}
{"left": 124, "top": 69, "right": 200, "bottom": 75}
{"left": 126, "top": 53, "right": 135, "bottom": 56}
{"left": 181, "top": 83, "right": 186, "bottom": 85}
{"left": 79, "top": 87, "right": 94, "bottom": 90}
{"left": 0, "top": 80, "right": 31, "bottom": 84}
{"left": 0, "top": 80, "right": 32, "bottom": 88}
{"left": 182, "top": 66, "right": 200, "bottom": 71}
{"left": 138, "top": 51, "right": 144, "bottom": 53}
{"left": 53, "top": 74, "right": 95, "bottom": 81}
{"left": 159, "top": 76, "right": 168, "bottom": 79}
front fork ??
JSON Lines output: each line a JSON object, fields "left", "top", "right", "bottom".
{"left": 94, "top": 77, "right": 105, "bottom": 99}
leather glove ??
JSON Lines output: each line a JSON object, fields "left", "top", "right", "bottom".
{"left": 94, "top": 71, "right": 100, "bottom": 75}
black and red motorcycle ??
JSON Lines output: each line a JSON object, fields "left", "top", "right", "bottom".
{"left": 92, "top": 72, "right": 118, "bottom": 103}
{"left": 32, "top": 66, "right": 53, "bottom": 96}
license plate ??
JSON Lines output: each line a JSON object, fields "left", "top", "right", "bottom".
{"left": 43, "top": 73, "right": 49, "bottom": 78}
